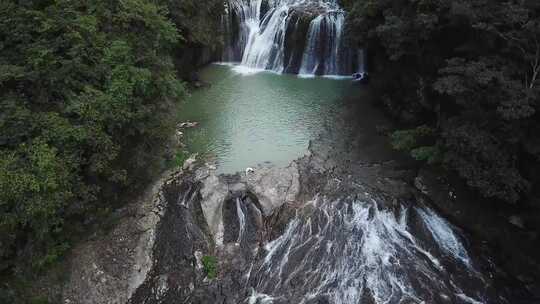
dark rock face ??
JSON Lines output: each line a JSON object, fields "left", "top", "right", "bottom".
{"left": 127, "top": 163, "right": 301, "bottom": 304}
{"left": 222, "top": 193, "right": 264, "bottom": 246}
{"left": 175, "top": 46, "right": 216, "bottom": 79}
{"left": 129, "top": 180, "right": 213, "bottom": 303}
{"left": 283, "top": 10, "right": 313, "bottom": 74}
{"left": 222, "top": 1, "right": 243, "bottom": 62}
{"left": 260, "top": 0, "right": 271, "bottom": 20}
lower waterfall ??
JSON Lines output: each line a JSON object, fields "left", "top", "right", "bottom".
{"left": 243, "top": 196, "right": 491, "bottom": 304}
{"left": 128, "top": 163, "right": 509, "bottom": 304}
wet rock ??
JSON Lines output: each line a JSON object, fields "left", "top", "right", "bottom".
{"left": 282, "top": 9, "right": 313, "bottom": 74}
{"left": 200, "top": 174, "right": 231, "bottom": 245}
{"left": 509, "top": 215, "right": 525, "bottom": 229}
{"left": 414, "top": 175, "right": 429, "bottom": 195}
{"left": 193, "top": 81, "right": 211, "bottom": 89}
{"left": 177, "top": 121, "right": 199, "bottom": 129}
{"left": 189, "top": 71, "right": 201, "bottom": 82}
{"left": 182, "top": 153, "right": 198, "bottom": 171}
{"left": 245, "top": 163, "right": 300, "bottom": 216}
{"left": 205, "top": 162, "right": 217, "bottom": 171}
{"left": 198, "top": 163, "right": 300, "bottom": 245}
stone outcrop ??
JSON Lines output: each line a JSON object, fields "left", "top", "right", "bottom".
{"left": 282, "top": 8, "right": 319, "bottom": 74}
{"left": 60, "top": 173, "right": 169, "bottom": 304}
{"left": 56, "top": 159, "right": 302, "bottom": 304}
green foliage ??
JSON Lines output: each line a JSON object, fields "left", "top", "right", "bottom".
{"left": 0, "top": 0, "right": 225, "bottom": 280}
{"left": 165, "top": 150, "right": 189, "bottom": 169}
{"left": 346, "top": 0, "right": 540, "bottom": 204}
{"left": 441, "top": 120, "right": 529, "bottom": 203}
{"left": 32, "top": 242, "right": 70, "bottom": 271}
{"left": 201, "top": 255, "right": 218, "bottom": 279}
{"left": 391, "top": 126, "right": 441, "bottom": 164}
{"left": 410, "top": 146, "right": 442, "bottom": 164}
{"left": 29, "top": 296, "right": 50, "bottom": 304}
{"left": 391, "top": 125, "right": 435, "bottom": 151}
{"left": 173, "top": 151, "right": 188, "bottom": 168}
{"left": 162, "top": 0, "right": 225, "bottom": 47}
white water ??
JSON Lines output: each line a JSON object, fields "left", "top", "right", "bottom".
{"left": 244, "top": 197, "right": 489, "bottom": 303}
{"left": 236, "top": 197, "right": 247, "bottom": 244}
{"left": 298, "top": 12, "right": 345, "bottom": 76}
{"left": 417, "top": 208, "right": 472, "bottom": 267}
{"left": 225, "top": 0, "right": 350, "bottom": 76}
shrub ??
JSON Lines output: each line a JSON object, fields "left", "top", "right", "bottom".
{"left": 201, "top": 255, "right": 218, "bottom": 279}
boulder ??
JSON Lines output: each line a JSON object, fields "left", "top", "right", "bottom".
{"left": 183, "top": 153, "right": 198, "bottom": 171}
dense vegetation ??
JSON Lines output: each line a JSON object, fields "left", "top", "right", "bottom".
{"left": 0, "top": 0, "right": 223, "bottom": 291}
{"left": 344, "top": 0, "right": 540, "bottom": 205}
{"left": 2, "top": 0, "right": 539, "bottom": 300}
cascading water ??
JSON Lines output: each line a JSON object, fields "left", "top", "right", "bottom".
{"left": 298, "top": 12, "right": 344, "bottom": 76}
{"left": 236, "top": 197, "right": 247, "bottom": 244}
{"left": 224, "top": 0, "right": 356, "bottom": 76}
{"left": 130, "top": 171, "right": 511, "bottom": 304}
{"left": 242, "top": 196, "right": 496, "bottom": 304}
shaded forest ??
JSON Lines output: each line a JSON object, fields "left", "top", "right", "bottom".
{"left": 343, "top": 0, "right": 540, "bottom": 206}
{"left": 0, "top": 0, "right": 223, "bottom": 296}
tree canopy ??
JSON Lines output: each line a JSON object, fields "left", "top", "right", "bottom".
{"left": 0, "top": 0, "right": 222, "bottom": 286}
{"left": 346, "top": 0, "right": 540, "bottom": 204}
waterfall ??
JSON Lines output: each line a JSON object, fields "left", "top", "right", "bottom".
{"left": 225, "top": 0, "right": 355, "bottom": 76}
{"left": 236, "top": 197, "right": 247, "bottom": 244}
{"left": 243, "top": 197, "right": 491, "bottom": 303}
{"left": 130, "top": 174, "right": 507, "bottom": 303}
{"left": 240, "top": 1, "right": 291, "bottom": 72}
{"left": 298, "top": 12, "right": 345, "bottom": 76}
{"left": 298, "top": 15, "right": 324, "bottom": 75}
{"left": 417, "top": 208, "right": 472, "bottom": 267}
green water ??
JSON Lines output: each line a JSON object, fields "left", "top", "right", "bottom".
{"left": 178, "top": 64, "right": 360, "bottom": 173}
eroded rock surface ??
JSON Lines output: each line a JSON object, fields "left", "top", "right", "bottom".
{"left": 56, "top": 97, "right": 533, "bottom": 304}
{"left": 61, "top": 174, "right": 167, "bottom": 304}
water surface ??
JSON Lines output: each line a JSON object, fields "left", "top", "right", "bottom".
{"left": 178, "top": 64, "right": 360, "bottom": 173}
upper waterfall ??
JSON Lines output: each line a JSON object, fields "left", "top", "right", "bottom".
{"left": 223, "top": 0, "right": 360, "bottom": 76}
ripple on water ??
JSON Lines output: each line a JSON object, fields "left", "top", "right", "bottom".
{"left": 178, "top": 64, "right": 360, "bottom": 173}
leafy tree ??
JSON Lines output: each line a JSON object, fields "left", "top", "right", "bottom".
{"left": 346, "top": 0, "right": 540, "bottom": 204}
{"left": 0, "top": 0, "right": 221, "bottom": 280}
